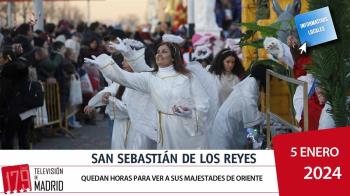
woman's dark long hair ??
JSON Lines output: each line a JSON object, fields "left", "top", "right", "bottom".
{"left": 111, "top": 53, "right": 126, "bottom": 100}
{"left": 209, "top": 48, "right": 244, "bottom": 78}
{"left": 250, "top": 63, "right": 271, "bottom": 90}
{"left": 115, "top": 86, "right": 126, "bottom": 100}
{"left": 153, "top": 42, "right": 190, "bottom": 76}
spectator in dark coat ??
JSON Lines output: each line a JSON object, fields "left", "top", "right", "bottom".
{"left": 0, "top": 51, "right": 36, "bottom": 149}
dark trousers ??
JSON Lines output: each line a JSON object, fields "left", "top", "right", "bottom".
{"left": 1, "top": 115, "right": 33, "bottom": 149}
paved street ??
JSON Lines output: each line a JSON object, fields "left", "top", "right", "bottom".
{"left": 32, "top": 115, "right": 111, "bottom": 149}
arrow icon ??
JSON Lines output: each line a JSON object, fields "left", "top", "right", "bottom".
{"left": 299, "top": 42, "right": 307, "bottom": 54}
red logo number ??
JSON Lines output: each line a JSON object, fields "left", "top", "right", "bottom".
{"left": 1, "top": 164, "right": 32, "bottom": 194}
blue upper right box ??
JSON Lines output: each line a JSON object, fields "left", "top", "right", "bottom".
{"left": 294, "top": 6, "right": 337, "bottom": 47}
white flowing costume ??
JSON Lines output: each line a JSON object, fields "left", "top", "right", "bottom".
{"left": 95, "top": 54, "right": 210, "bottom": 149}
{"left": 186, "top": 61, "right": 219, "bottom": 133}
{"left": 105, "top": 92, "right": 129, "bottom": 149}
{"left": 87, "top": 82, "right": 129, "bottom": 149}
{"left": 212, "top": 73, "right": 240, "bottom": 106}
{"left": 87, "top": 82, "right": 119, "bottom": 108}
{"left": 106, "top": 87, "right": 157, "bottom": 150}
{"left": 87, "top": 63, "right": 157, "bottom": 149}
{"left": 119, "top": 87, "right": 158, "bottom": 150}
{"left": 107, "top": 54, "right": 158, "bottom": 150}
{"left": 209, "top": 76, "right": 262, "bottom": 149}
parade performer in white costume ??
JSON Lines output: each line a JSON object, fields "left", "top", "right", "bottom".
{"left": 209, "top": 64, "right": 270, "bottom": 149}
{"left": 104, "top": 84, "right": 130, "bottom": 150}
{"left": 104, "top": 56, "right": 157, "bottom": 150}
{"left": 83, "top": 78, "right": 128, "bottom": 149}
{"left": 85, "top": 40, "right": 157, "bottom": 149}
{"left": 164, "top": 34, "right": 219, "bottom": 141}
{"left": 85, "top": 38, "right": 210, "bottom": 150}
{"left": 110, "top": 41, "right": 157, "bottom": 149}
{"left": 209, "top": 49, "right": 245, "bottom": 106}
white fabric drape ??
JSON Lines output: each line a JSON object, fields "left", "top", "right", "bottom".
{"left": 96, "top": 54, "right": 210, "bottom": 149}
{"left": 209, "top": 76, "right": 262, "bottom": 149}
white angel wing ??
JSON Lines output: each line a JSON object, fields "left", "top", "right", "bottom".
{"left": 88, "top": 83, "right": 119, "bottom": 108}
{"left": 123, "top": 38, "right": 145, "bottom": 50}
{"left": 187, "top": 61, "right": 219, "bottom": 127}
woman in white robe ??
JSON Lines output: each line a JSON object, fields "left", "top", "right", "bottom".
{"left": 209, "top": 64, "right": 270, "bottom": 149}
{"left": 103, "top": 58, "right": 157, "bottom": 150}
{"left": 83, "top": 79, "right": 125, "bottom": 148}
{"left": 208, "top": 49, "right": 245, "bottom": 106}
{"left": 85, "top": 53, "right": 157, "bottom": 150}
{"left": 186, "top": 61, "right": 219, "bottom": 137}
{"left": 105, "top": 86, "right": 157, "bottom": 150}
{"left": 105, "top": 88, "right": 129, "bottom": 149}
{"left": 84, "top": 78, "right": 131, "bottom": 149}
{"left": 85, "top": 41, "right": 210, "bottom": 149}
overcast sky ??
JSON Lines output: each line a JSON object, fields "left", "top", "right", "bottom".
{"left": 68, "top": 0, "right": 148, "bottom": 24}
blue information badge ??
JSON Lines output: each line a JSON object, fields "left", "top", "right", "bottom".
{"left": 295, "top": 6, "right": 337, "bottom": 48}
